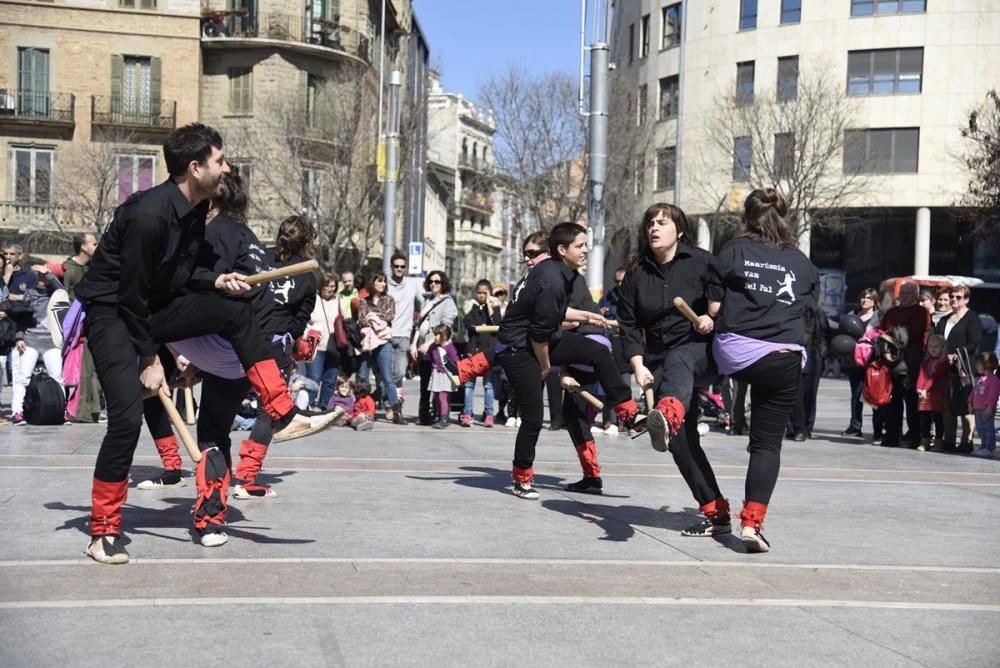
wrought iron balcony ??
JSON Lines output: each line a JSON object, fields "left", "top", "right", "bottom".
{"left": 458, "top": 154, "right": 494, "bottom": 174}
{"left": 91, "top": 95, "right": 177, "bottom": 131}
{"left": 201, "top": 10, "right": 371, "bottom": 63}
{"left": 459, "top": 192, "right": 495, "bottom": 214}
{"left": 0, "top": 89, "right": 75, "bottom": 125}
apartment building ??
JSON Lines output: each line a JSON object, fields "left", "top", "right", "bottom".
{"left": 0, "top": 0, "right": 202, "bottom": 245}
{"left": 426, "top": 74, "right": 503, "bottom": 297}
{"left": 609, "top": 0, "right": 1000, "bottom": 294}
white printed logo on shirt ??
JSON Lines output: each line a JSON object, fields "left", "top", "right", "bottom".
{"left": 743, "top": 259, "right": 797, "bottom": 305}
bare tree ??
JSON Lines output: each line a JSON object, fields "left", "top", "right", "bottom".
{"left": 49, "top": 128, "right": 139, "bottom": 239}
{"left": 959, "top": 88, "right": 1000, "bottom": 239}
{"left": 227, "top": 65, "right": 386, "bottom": 271}
{"left": 478, "top": 66, "right": 589, "bottom": 232}
{"left": 694, "top": 66, "right": 876, "bottom": 242}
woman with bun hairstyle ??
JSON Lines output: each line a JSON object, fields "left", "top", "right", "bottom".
{"left": 616, "top": 202, "right": 722, "bottom": 534}
{"left": 705, "top": 188, "right": 818, "bottom": 552}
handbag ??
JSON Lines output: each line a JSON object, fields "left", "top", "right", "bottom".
{"left": 325, "top": 298, "right": 349, "bottom": 350}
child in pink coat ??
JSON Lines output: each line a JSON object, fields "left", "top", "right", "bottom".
{"left": 970, "top": 352, "right": 1000, "bottom": 458}
{"left": 916, "top": 335, "right": 949, "bottom": 452}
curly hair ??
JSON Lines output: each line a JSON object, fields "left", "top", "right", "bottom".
{"left": 424, "top": 270, "right": 451, "bottom": 294}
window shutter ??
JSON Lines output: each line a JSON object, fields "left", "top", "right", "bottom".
{"left": 149, "top": 57, "right": 162, "bottom": 116}
{"left": 110, "top": 55, "right": 124, "bottom": 104}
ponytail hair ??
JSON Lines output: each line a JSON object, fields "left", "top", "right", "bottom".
{"left": 740, "top": 188, "right": 797, "bottom": 249}
{"left": 274, "top": 215, "right": 316, "bottom": 263}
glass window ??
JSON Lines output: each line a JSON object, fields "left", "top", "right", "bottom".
{"left": 661, "top": 3, "right": 682, "bottom": 49}
{"left": 774, "top": 132, "right": 795, "bottom": 178}
{"left": 659, "top": 76, "right": 679, "bottom": 120}
{"left": 777, "top": 56, "right": 799, "bottom": 101}
{"left": 740, "top": 0, "right": 757, "bottom": 30}
{"left": 897, "top": 48, "right": 923, "bottom": 93}
{"left": 117, "top": 154, "right": 155, "bottom": 204}
{"left": 871, "top": 50, "right": 896, "bottom": 95}
{"left": 302, "top": 167, "right": 324, "bottom": 216}
{"left": 846, "top": 49, "right": 923, "bottom": 96}
{"left": 733, "top": 136, "right": 752, "bottom": 181}
{"left": 876, "top": 0, "right": 899, "bottom": 14}
{"left": 853, "top": 0, "right": 925, "bottom": 15}
{"left": 851, "top": 0, "right": 874, "bottom": 15}
{"left": 17, "top": 47, "right": 49, "bottom": 118}
{"left": 12, "top": 147, "right": 53, "bottom": 203}
{"left": 628, "top": 23, "right": 635, "bottom": 64}
{"left": 634, "top": 155, "right": 645, "bottom": 195}
{"left": 228, "top": 67, "right": 253, "bottom": 114}
{"left": 842, "top": 128, "right": 919, "bottom": 173}
{"left": 637, "top": 84, "right": 648, "bottom": 127}
{"left": 780, "top": 0, "right": 801, "bottom": 24}
{"left": 737, "top": 61, "right": 755, "bottom": 106}
{"left": 656, "top": 147, "right": 676, "bottom": 191}
{"left": 639, "top": 14, "right": 650, "bottom": 58}
{"left": 847, "top": 51, "right": 870, "bottom": 95}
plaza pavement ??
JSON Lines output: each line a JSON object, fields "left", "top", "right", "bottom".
{"left": 1, "top": 376, "right": 998, "bottom": 667}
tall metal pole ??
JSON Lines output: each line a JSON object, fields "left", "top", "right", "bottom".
{"left": 585, "top": 42, "right": 609, "bottom": 299}
{"left": 382, "top": 70, "right": 402, "bottom": 276}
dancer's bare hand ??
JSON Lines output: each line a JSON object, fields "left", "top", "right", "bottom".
{"left": 694, "top": 314, "right": 714, "bottom": 335}
{"left": 139, "top": 356, "right": 165, "bottom": 392}
{"left": 634, "top": 365, "right": 654, "bottom": 389}
{"left": 588, "top": 314, "right": 609, "bottom": 329}
{"left": 215, "top": 272, "right": 251, "bottom": 295}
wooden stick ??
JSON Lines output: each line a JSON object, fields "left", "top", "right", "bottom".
{"left": 244, "top": 259, "right": 319, "bottom": 287}
{"left": 578, "top": 389, "right": 604, "bottom": 410}
{"left": 644, "top": 385, "right": 655, "bottom": 411}
{"left": 604, "top": 319, "right": 619, "bottom": 329}
{"left": 184, "top": 386, "right": 195, "bottom": 425}
{"left": 559, "top": 373, "right": 604, "bottom": 409}
{"left": 158, "top": 387, "right": 202, "bottom": 463}
{"left": 672, "top": 297, "right": 701, "bottom": 327}
{"left": 474, "top": 325, "right": 499, "bottom": 334}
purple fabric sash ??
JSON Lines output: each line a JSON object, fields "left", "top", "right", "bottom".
{"left": 61, "top": 298, "right": 86, "bottom": 358}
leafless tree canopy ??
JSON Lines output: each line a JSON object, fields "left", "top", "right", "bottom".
{"left": 960, "top": 88, "right": 1000, "bottom": 238}
{"left": 696, "top": 67, "right": 876, "bottom": 239}
{"left": 227, "top": 65, "right": 385, "bottom": 271}
{"left": 478, "top": 66, "right": 588, "bottom": 233}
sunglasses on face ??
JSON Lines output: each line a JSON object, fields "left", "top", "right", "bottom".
{"left": 392, "top": 264, "right": 406, "bottom": 270}
{"left": 428, "top": 279, "right": 442, "bottom": 285}
{"left": 950, "top": 295, "right": 965, "bottom": 301}
{"left": 523, "top": 249, "right": 544, "bottom": 260}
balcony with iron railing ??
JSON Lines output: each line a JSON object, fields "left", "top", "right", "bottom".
{"left": 91, "top": 95, "right": 177, "bottom": 132}
{"left": 0, "top": 90, "right": 75, "bottom": 127}
{"left": 458, "top": 154, "right": 494, "bottom": 174}
{"left": 201, "top": 10, "right": 371, "bottom": 63}
{"left": 459, "top": 191, "right": 495, "bottom": 215}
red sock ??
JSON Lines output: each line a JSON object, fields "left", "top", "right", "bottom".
{"left": 574, "top": 440, "right": 601, "bottom": 478}
{"left": 91, "top": 478, "right": 128, "bottom": 536}
{"left": 153, "top": 435, "right": 182, "bottom": 471}
{"left": 740, "top": 500, "right": 768, "bottom": 529}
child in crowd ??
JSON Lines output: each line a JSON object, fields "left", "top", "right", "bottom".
{"left": 428, "top": 323, "right": 459, "bottom": 429}
{"left": 327, "top": 376, "right": 356, "bottom": 417}
{"left": 970, "top": 352, "right": 1000, "bottom": 459}
{"left": 290, "top": 372, "right": 319, "bottom": 411}
{"left": 231, "top": 391, "right": 258, "bottom": 431}
{"left": 348, "top": 379, "right": 376, "bottom": 431}
{"left": 916, "top": 334, "right": 949, "bottom": 452}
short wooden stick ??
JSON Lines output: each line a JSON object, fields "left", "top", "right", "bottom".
{"left": 158, "top": 387, "right": 202, "bottom": 463}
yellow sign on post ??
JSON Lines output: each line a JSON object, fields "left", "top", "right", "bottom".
{"left": 377, "top": 140, "right": 399, "bottom": 182}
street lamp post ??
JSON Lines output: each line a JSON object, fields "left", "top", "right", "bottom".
{"left": 382, "top": 69, "right": 402, "bottom": 276}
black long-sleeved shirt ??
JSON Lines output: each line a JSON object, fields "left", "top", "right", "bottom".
{"left": 259, "top": 249, "right": 316, "bottom": 339}
{"left": 708, "top": 237, "right": 819, "bottom": 345}
{"left": 464, "top": 301, "right": 502, "bottom": 355}
{"left": 75, "top": 180, "right": 218, "bottom": 356}
{"left": 497, "top": 258, "right": 578, "bottom": 350}
{"left": 617, "top": 244, "right": 716, "bottom": 360}
{"left": 203, "top": 214, "right": 274, "bottom": 328}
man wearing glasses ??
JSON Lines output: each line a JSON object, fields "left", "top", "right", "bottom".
{"left": 387, "top": 252, "right": 424, "bottom": 410}
{"left": 880, "top": 281, "right": 932, "bottom": 448}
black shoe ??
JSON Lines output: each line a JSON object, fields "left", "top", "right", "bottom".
{"left": 432, "top": 419, "right": 449, "bottom": 429}
{"left": 792, "top": 432, "right": 806, "bottom": 442}
{"left": 681, "top": 516, "right": 732, "bottom": 537}
{"left": 548, "top": 423, "right": 564, "bottom": 431}
{"left": 565, "top": 476, "right": 603, "bottom": 494}
{"left": 841, "top": 429, "right": 863, "bottom": 438}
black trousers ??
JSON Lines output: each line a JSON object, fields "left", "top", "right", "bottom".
{"left": 563, "top": 368, "right": 597, "bottom": 447}
{"left": 734, "top": 351, "right": 801, "bottom": 504}
{"left": 88, "top": 294, "right": 273, "bottom": 483}
{"left": 418, "top": 356, "right": 433, "bottom": 424}
{"left": 545, "top": 372, "right": 563, "bottom": 427}
{"left": 197, "top": 374, "right": 251, "bottom": 468}
{"left": 790, "top": 348, "right": 824, "bottom": 435}
{"left": 500, "top": 333, "right": 631, "bottom": 472}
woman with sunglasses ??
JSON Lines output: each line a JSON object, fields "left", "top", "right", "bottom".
{"left": 934, "top": 284, "right": 982, "bottom": 452}
{"left": 841, "top": 287, "right": 882, "bottom": 440}
{"left": 410, "top": 270, "right": 458, "bottom": 425}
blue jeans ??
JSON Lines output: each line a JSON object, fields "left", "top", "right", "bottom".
{"left": 304, "top": 349, "right": 339, "bottom": 408}
{"left": 359, "top": 344, "right": 399, "bottom": 406}
{"left": 976, "top": 410, "right": 996, "bottom": 452}
{"left": 463, "top": 375, "right": 494, "bottom": 417}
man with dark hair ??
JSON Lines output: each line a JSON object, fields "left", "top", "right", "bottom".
{"left": 74, "top": 123, "right": 321, "bottom": 564}
{"left": 386, "top": 251, "right": 424, "bottom": 409}
{"left": 62, "top": 232, "right": 102, "bottom": 422}
{"left": 63, "top": 233, "right": 98, "bottom": 300}
{"left": 462, "top": 278, "right": 501, "bottom": 427}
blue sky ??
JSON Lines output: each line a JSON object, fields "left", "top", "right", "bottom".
{"left": 413, "top": 0, "right": 583, "bottom": 101}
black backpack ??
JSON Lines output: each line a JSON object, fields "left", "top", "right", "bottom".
{"left": 24, "top": 370, "right": 66, "bottom": 425}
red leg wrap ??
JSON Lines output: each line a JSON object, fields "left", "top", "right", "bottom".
{"left": 246, "top": 359, "right": 295, "bottom": 420}
{"left": 193, "top": 448, "right": 231, "bottom": 530}
{"left": 458, "top": 352, "right": 492, "bottom": 384}
{"left": 235, "top": 439, "right": 268, "bottom": 486}
{"left": 613, "top": 398, "right": 639, "bottom": 424}
{"left": 575, "top": 440, "right": 601, "bottom": 478}
{"left": 512, "top": 465, "right": 534, "bottom": 485}
{"left": 700, "top": 496, "right": 730, "bottom": 520}
{"left": 153, "top": 436, "right": 182, "bottom": 471}
{"left": 655, "top": 396, "right": 686, "bottom": 437}
{"left": 739, "top": 500, "right": 768, "bottom": 530}
{"left": 91, "top": 478, "right": 128, "bottom": 536}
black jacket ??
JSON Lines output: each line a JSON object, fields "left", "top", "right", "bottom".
{"left": 497, "top": 258, "right": 578, "bottom": 350}
{"left": 259, "top": 249, "right": 316, "bottom": 339}
{"left": 75, "top": 179, "right": 217, "bottom": 356}
{"left": 934, "top": 309, "right": 982, "bottom": 358}
{"left": 709, "top": 237, "right": 819, "bottom": 346}
{"left": 464, "top": 301, "right": 501, "bottom": 355}
{"left": 617, "top": 244, "right": 715, "bottom": 360}
{"left": 203, "top": 214, "right": 274, "bottom": 326}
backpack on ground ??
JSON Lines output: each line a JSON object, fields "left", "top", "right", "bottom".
{"left": 24, "top": 370, "right": 66, "bottom": 425}
{"left": 863, "top": 359, "right": 893, "bottom": 407}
